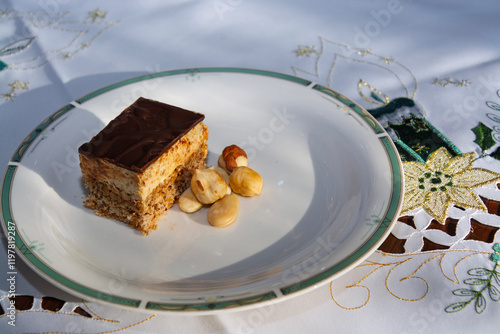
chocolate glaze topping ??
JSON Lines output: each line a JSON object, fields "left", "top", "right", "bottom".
{"left": 78, "top": 97, "right": 205, "bottom": 172}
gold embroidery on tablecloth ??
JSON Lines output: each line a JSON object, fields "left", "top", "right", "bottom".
{"left": 329, "top": 260, "right": 381, "bottom": 310}
{"left": 331, "top": 257, "right": 427, "bottom": 309}
{"left": 93, "top": 314, "right": 156, "bottom": 334}
{"left": 330, "top": 249, "right": 491, "bottom": 310}
{"left": 292, "top": 45, "right": 317, "bottom": 57}
{"left": 291, "top": 37, "right": 418, "bottom": 99}
{"left": 80, "top": 300, "right": 118, "bottom": 323}
{"left": 357, "top": 79, "right": 390, "bottom": 105}
{"left": 402, "top": 147, "right": 500, "bottom": 224}
{"left": 1, "top": 80, "right": 29, "bottom": 101}
{"left": 330, "top": 258, "right": 413, "bottom": 309}
{"left": 357, "top": 48, "right": 372, "bottom": 57}
{"left": 0, "top": 309, "right": 96, "bottom": 320}
{"left": 383, "top": 57, "right": 395, "bottom": 64}
{"left": 386, "top": 257, "right": 429, "bottom": 301}
{"left": 12, "top": 313, "right": 156, "bottom": 334}
{"left": 1, "top": 9, "right": 117, "bottom": 71}
{"left": 441, "top": 251, "right": 487, "bottom": 284}
{"left": 0, "top": 9, "right": 118, "bottom": 101}
{"left": 432, "top": 77, "right": 472, "bottom": 87}
{"left": 0, "top": 309, "right": 125, "bottom": 332}
{"left": 0, "top": 293, "right": 157, "bottom": 331}
{"left": 8, "top": 80, "right": 29, "bottom": 91}
{"left": 88, "top": 9, "right": 108, "bottom": 22}
{"left": 330, "top": 282, "right": 370, "bottom": 310}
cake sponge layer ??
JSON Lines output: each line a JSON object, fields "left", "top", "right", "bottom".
{"left": 80, "top": 135, "right": 207, "bottom": 234}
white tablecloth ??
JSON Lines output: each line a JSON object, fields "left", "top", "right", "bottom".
{"left": 1, "top": 0, "right": 500, "bottom": 332}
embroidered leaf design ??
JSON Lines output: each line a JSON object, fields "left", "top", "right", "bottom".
{"left": 490, "top": 146, "right": 500, "bottom": 161}
{"left": 486, "top": 101, "right": 500, "bottom": 112}
{"left": 486, "top": 112, "right": 500, "bottom": 124}
{"left": 452, "top": 289, "right": 477, "bottom": 297}
{"left": 445, "top": 302, "right": 468, "bottom": 313}
{"left": 0, "top": 37, "right": 35, "bottom": 56}
{"left": 472, "top": 122, "right": 496, "bottom": 151}
{"left": 0, "top": 60, "right": 6, "bottom": 71}
{"left": 370, "top": 91, "right": 385, "bottom": 104}
{"left": 464, "top": 278, "right": 489, "bottom": 285}
{"left": 468, "top": 268, "right": 492, "bottom": 276}
{"left": 493, "top": 272, "right": 500, "bottom": 286}
{"left": 447, "top": 245, "right": 500, "bottom": 313}
{"left": 488, "top": 285, "right": 500, "bottom": 301}
{"left": 475, "top": 294, "right": 487, "bottom": 313}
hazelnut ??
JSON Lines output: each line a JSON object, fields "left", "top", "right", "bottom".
{"left": 229, "top": 166, "right": 263, "bottom": 197}
{"left": 190, "top": 168, "right": 228, "bottom": 204}
{"left": 208, "top": 166, "right": 232, "bottom": 195}
{"left": 219, "top": 145, "right": 248, "bottom": 172}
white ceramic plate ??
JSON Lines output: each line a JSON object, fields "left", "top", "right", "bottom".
{"left": 1, "top": 68, "right": 403, "bottom": 313}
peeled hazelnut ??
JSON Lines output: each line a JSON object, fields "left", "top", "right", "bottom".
{"left": 208, "top": 166, "right": 231, "bottom": 195}
{"left": 178, "top": 187, "right": 203, "bottom": 213}
{"left": 229, "top": 166, "right": 263, "bottom": 197}
{"left": 208, "top": 193, "right": 239, "bottom": 227}
{"left": 191, "top": 168, "right": 228, "bottom": 204}
{"left": 218, "top": 154, "right": 228, "bottom": 171}
{"left": 220, "top": 145, "right": 248, "bottom": 172}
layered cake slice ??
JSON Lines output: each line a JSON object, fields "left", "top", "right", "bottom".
{"left": 78, "top": 97, "right": 209, "bottom": 235}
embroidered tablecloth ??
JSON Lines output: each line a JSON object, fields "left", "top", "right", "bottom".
{"left": 1, "top": 0, "right": 500, "bottom": 332}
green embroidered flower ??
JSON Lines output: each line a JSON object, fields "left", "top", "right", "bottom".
{"left": 491, "top": 253, "right": 500, "bottom": 262}
{"left": 493, "top": 243, "right": 500, "bottom": 252}
{"left": 403, "top": 147, "right": 500, "bottom": 224}
{"left": 491, "top": 243, "right": 500, "bottom": 262}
